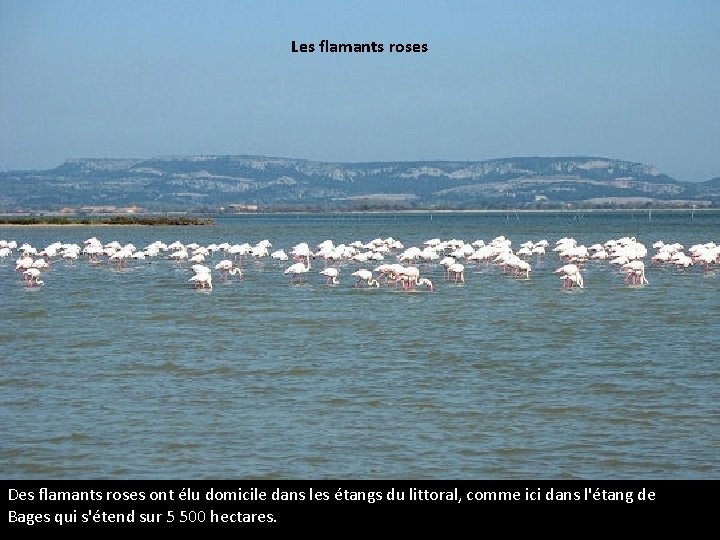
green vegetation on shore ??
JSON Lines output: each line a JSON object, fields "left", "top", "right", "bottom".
{"left": 0, "top": 215, "right": 214, "bottom": 226}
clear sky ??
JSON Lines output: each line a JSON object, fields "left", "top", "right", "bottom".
{"left": 1, "top": 0, "right": 718, "bottom": 181}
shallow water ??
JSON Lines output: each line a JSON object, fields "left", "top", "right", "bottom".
{"left": 1, "top": 211, "right": 718, "bottom": 479}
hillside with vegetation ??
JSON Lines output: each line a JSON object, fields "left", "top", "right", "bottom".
{"left": 1, "top": 155, "right": 717, "bottom": 212}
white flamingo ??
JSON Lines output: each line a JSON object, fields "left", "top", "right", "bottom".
{"left": 448, "top": 263, "right": 465, "bottom": 283}
{"left": 514, "top": 260, "right": 532, "bottom": 280}
{"left": 271, "top": 249, "right": 289, "bottom": 261}
{"left": 189, "top": 266, "right": 212, "bottom": 289}
{"left": 396, "top": 266, "right": 420, "bottom": 289}
{"left": 623, "top": 260, "right": 649, "bottom": 285}
{"left": 170, "top": 249, "right": 189, "bottom": 262}
{"left": 555, "top": 263, "right": 584, "bottom": 289}
{"left": 23, "top": 268, "right": 44, "bottom": 286}
{"left": 284, "top": 256, "right": 311, "bottom": 284}
{"left": 15, "top": 256, "right": 33, "bottom": 271}
{"left": 351, "top": 269, "right": 378, "bottom": 288}
{"left": 417, "top": 278, "right": 434, "bottom": 291}
{"left": 214, "top": 259, "right": 234, "bottom": 280}
{"left": 320, "top": 267, "right": 339, "bottom": 285}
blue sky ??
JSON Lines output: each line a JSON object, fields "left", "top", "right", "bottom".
{"left": 1, "top": 0, "right": 718, "bottom": 181}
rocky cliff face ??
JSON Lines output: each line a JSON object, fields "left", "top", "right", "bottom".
{"left": 0, "top": 155, "right": 716, "bottom": 210}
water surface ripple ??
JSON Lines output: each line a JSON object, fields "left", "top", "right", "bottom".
{"left": 1, "top": 211, "right": 718, "bottom": 479}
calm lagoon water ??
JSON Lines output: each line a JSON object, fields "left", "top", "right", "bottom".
{"left": 1, "top": 211, "right": 718, "bottom": 479}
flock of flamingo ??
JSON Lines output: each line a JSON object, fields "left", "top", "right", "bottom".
{"left": 1, "top": 233, "right": 717, "bottom": 292}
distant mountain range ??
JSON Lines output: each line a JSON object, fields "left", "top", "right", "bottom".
{"left": 1, "top": 155, "right": 718, "bottom": 211}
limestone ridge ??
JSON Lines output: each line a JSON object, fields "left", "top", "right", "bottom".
{"left": 1, "top": 155, "right": 717, "bottom": 210}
